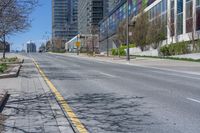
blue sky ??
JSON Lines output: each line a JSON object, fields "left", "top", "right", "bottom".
{"left": 8, "top": 1, "right": 52, "bottom": 51}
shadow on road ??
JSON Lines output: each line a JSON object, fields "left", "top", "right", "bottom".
{"left": 66, "top": 93, "right": 155, "bottom": 133}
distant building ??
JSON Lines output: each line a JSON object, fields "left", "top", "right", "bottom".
{"left": 0, "top": 41, "right": 10, "bottom": 53}
{"left": 52, "top": 0, "right": 78, "bottom": 48}
{"left": 27, "top": 42, "right": 36, "bottom": 53}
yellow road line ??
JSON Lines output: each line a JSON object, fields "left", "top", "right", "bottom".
{"left": 33, "top": 59, "right": 88, "bottom": 133}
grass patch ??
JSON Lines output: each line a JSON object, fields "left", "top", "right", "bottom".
{"left": 0, "top": 64, "right": 8, "bottom": 73}
{"left": 133, "top": 55, "right": 200, "bottom": 62}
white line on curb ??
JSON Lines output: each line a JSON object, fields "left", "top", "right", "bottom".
{"left": 187, "top": 98, "right": 200, "bottom": 104}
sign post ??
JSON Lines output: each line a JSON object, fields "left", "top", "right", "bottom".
{"left": 76, "top": 34, "right": 81, "bottom": 55}
{"left": 76, "top": 41, "right": 80, "bottom": 55}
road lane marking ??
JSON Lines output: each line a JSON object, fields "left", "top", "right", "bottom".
{"left": 99, "top": 72, "right": 116, "bottom": 78}
{"left": 187, "top": 98, "right": 200, "bottom": 104}
{"left": 33, "top": 59, "right": 88, "bottom": 133}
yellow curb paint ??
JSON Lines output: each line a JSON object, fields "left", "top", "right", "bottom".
{"left": 33, "top": 59, "right": 88, "bottom": 133}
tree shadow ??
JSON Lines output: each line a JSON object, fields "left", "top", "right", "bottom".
{"left": 66, "top": 93, "right": 156, "bottom": 133}
{"left": 0, "top": 92, "right": 65, "bottom": 133}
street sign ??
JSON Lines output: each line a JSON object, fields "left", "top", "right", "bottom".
{"left": 76, "top": 42, "right": 81, "bottom": 47}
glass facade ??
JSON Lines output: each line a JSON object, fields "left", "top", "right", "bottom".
{"left": 197, "top": 0, "right": 200, "bottom": 30}
{"left": 197, "top": 0, "right": 200, "bottom": 6}
{"left": 177, "top": 0, "right": 183, "bottom": 35}
{"left": 100, "top": 0, "right": 200, "bottom": 42}
{"left": 186, "top": 0, "right": 193, "bottom": 33}
{"left": 52, "top": 0, "right": 78, "bottom": 41}
{"left": 170, "top": 0, "right": 175, "bottom": 36}
{"left": 100, "top": 0, "right": 162, "bottom": 41}
{"left": 149, "top": 0, "right": 167, "bottom": 22}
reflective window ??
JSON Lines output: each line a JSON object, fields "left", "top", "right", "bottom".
{"left": 162, "top": 0, "right": 167, "bottom": 12}
{"left": 186, "top": 0, "right": 193, "bottom": 33}
{"left": 177, "top": 0, "right": 183, "bottom": 35}
{"left": 170, "top": 0, "right": 175, "bottom": 36}
{"left": 186, "top": 1, "right": 192, "bottom": 19}
{"left": 197, "top": 0, "right": 200, "bottom": 6}
{"left": 196, "top": 7, "right": 200, "bottom": 30}
{"left": 177, "top": 14, "right": 183, "bottom": 35}
{"left": 100, "top": 0, "right": 168, "bottom": 41}
{"left": 177, "top": 0, "right": 183, "bottom": 13}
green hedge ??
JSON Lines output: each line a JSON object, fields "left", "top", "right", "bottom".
{"left": 120, "top": 44, "right": 136, "bottom": 49}
{"left": 112, "top": 48, "right": 126, "bottom": 56}
{"left": 0, "top": 63, "right": 7, "bottom": 73}
{"left": 112, "top": 44, "right": 136, "bottom": 56}
{"left": 160, "top": 42, "right": 190, "bottom": 56}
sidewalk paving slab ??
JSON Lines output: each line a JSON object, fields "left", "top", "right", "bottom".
{"left": 0, "top": 56, "right": 74, "bottom": 133}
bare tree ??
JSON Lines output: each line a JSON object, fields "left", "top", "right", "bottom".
{"left": 0, "top": 0, "right": 37, "bottom": 58}
{"left": 187, "top": 11, "right": 197, "bottom": 52}
{"left": 45, "top": 40, "right": 51, "bottom": 51}
{"left": 116, "top": 20, "right": 127, "bottom": 45}
{"left": 131, "top": 10, "right": 149, "bottom": 51}
{"left": 111, "top": 34, "right": 121, "bottom": 57}
{"left": 53, "top": 38, "right": 63, "bottom": 50}
{"left": 167, "top": 16, "right": 175, "bottom": 44}
{"left": 90, "top": 25, "right": 99, "bottom": 55}
{"left": 146, "top": 18, "right": 166, "bottom": 49}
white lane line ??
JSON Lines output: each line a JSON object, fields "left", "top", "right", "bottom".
{"left": 99, "top": 72, "right": 116, "bottom": 78}
{"left": 187, "top": 98, "right": 200, "bottom": 104}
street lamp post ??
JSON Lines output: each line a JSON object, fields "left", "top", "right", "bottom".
{"left": 126, "top": 0, "right": 130, "bottom": 61}
{"left": 107, "top": 19, "right": 109, "bottom": 57}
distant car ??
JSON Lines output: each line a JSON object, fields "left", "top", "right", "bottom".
{"left": 39, "top": 50, "right": 43, "bottom": 53}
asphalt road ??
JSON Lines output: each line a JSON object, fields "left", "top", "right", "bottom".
{"left": 29, "top": 53, "right": 200, "bottom": 133}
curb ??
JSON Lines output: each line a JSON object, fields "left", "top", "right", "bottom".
{"left": 0, "top": 90, "right": 8, "bottom": 111}
{"left": 0, "top": 65, "right": 22, "bottom": 79}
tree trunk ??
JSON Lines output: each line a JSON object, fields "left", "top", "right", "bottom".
{"left": 3, "top": 34, "right": 6, "bottom": 59}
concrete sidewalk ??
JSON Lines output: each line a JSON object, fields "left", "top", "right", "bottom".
{"left": 0, "top": 56, "right": 74, "bottom": 133}
{"left": 51, "top": 52, "right": 200, "bottom": 75}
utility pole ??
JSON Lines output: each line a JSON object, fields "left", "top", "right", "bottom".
{"left": 107, "top": 19, "right": 109, "bottom": 57}
{"left": 126, "top": 0, "right": 130, "bottom": 61}
{"left": 91, "top": 25, "right": 95, "bottom": 56}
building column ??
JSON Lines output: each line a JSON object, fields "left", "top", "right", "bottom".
{"left": 183, "top": 0, "right": 186, "bottom": 34}
{"left": 193, "top": 0, "right": 197, "bottom": 38}
{"left": 167, "top": 0, "right": 171, "bottom": 44}
{"left": 174, "top": 0, "right": 177, "bottom": 43}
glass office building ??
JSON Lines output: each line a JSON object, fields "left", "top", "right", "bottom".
{"left": 99, "top": 0, "right": 200, "bottom": 52}
{"left": 78, "top": 0, "right": 105, "bottom": 34}
{"left": 52, "top": 0, "right": 78, "bottom": 43}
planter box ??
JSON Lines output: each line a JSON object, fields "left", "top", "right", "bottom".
{"left": 0, "top": 65, "right": 21, "bottom": 79}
